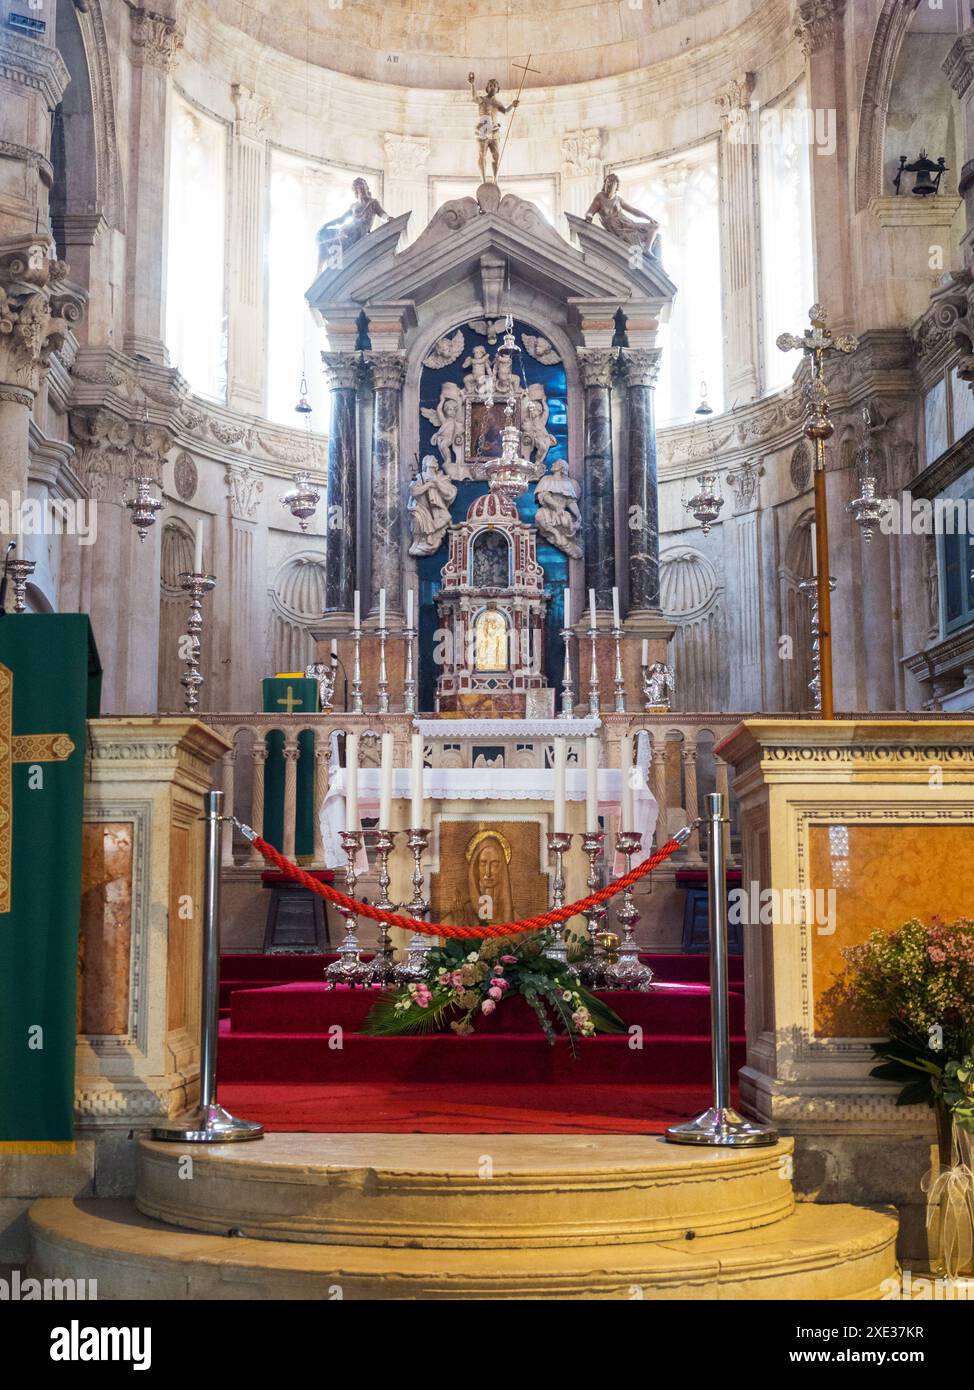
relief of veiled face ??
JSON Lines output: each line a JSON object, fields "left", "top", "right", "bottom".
{"left": 475, "top": 839, "right": 505, "bottom": 895}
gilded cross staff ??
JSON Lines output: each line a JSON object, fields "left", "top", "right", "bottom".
{"left": 777, "top": 304, "right": 859, "bottom": 720}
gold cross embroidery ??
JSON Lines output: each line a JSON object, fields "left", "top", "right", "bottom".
{"left": 0, "top": 664, "right": 75, "bottom": 914}
{"left": 276, "top": 686, "right": 303, "bottom": 715}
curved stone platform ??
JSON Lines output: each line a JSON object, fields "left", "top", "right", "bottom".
{"left": 135, "top": 1133, "right": 796, "bottom": 1248}
{"left": 29, "top": 1197, "right": 899, "bottom": 1301}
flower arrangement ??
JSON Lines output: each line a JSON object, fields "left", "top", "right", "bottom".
{"left": 839, "top": 917, "right": 974, "bottom": 1148}
{"left": 361, "top": 934, "right": 625, "bottom": 1049}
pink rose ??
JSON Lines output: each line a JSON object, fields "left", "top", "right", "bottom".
{"left": 481, "top": 998, "right": 496, "bottom": 1015}
{"left": 488, "top": 986, "right": 502, "bottom": 1000}
{"left": 496, "top": 978, "right": 509, "bottom": 991}
{"left": 501, "top": 954, "right": 517, "bottom": 964}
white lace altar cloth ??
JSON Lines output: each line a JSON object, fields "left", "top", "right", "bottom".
{"left": 320, "top": 765, "right": 659, "bottom": 872}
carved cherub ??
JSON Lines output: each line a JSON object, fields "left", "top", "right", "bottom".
{"left": 463, "top": 344, "right": 494, "bottom": 402}
{"left": 421, "top": 382, "right": 469, "bottom": 479}
{"left": 520, "top": 384, "right": 556, "bottom": 468}
{"left": 423, "top": 330, "right": 465, "bottom": 370}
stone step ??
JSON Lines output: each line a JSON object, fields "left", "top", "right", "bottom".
{"left": 28, "top": 1196, "right": 899, "bottom": 1301}
{"left": 134, "top": 1133, "right": 795, "bottom": 1248}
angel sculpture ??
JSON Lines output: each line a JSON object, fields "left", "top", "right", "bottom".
{"left": 521, "top": 334, "right": 561, "bottom": 366}
{"left": 520, "top": 384, "right": 556, "bottom": 468}
{"left": 316, "top": 178, "right": 389, "bottom": 270}
{"left": 584, "top": 172, "right": 660, "bottom": 255}
{"left": 643, "top": 661, "right": 675, "bottom": 711}
{"left": 421, "top": 382, "right": 468, "bottom": 479}
{"left": 468, "top": 317, "right": 509, "bottom": 345}
{"left": 463, "top": 344, "right": 494, "bottom": 403}
{"left": 534, "top": 459, "right": 582, "bottom": 558}
{"left": 408, "top": 456, "right": 458, "bottom": 556}
{"left": 423, "top": 330, "right": 465, "bottom": 371}
{"left": 491, "top": 349, "right": 521, "bottom": 402}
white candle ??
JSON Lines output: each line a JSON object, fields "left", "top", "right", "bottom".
{"left": 553, "top": 736, "right": 567, "bottom": 834}
{"left": 345, "top": 731, "right": 359, "bottom": 832}
{"left": 406, "top": 588, "right": 414, "bottom": 630}
{"left": 585, "top": 736, "right": 599, "bottom": 833}
{"left": 563, "top": 587, "right": 571, "bottom": 628}
{"left": 612, "top": 586, "right": 621, "bottom": 627}
{"left": 410, "top": 732, "right": 424, "bottom": 828}
{"left": 810, "top": 522, "right": 818, "bottom": 578}
{"left": 620, "top": 733, "right": 634, "bottom": 833}
{"left": 641, "top": 638, "right": 649, "bottom": 667}
{"left": 329, "top": 638, "right": 338, "bottom": 665}
{"left": 353, "top": 589, "right": 361, "bottom": 630}
{"left": 524, "top": 623, "right": 532, "bottom": 673}
{"left": 588, "top": 587, "right": 597, "bottom": 630}
{"left": 379, "top": 587, "right": 386, "bottom": 628}
{"left": 379, "top": 730, "right": 394, "bottom": 829}
{"left": 193, "top": 522, "right": 204, "bottom": 575}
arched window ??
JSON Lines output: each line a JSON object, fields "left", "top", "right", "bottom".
{"left": 760, "top": 81, "right": 815, "bottom": 394}
{"left": 616, "top": 144, "right": 723, "bottom": 423}
{"left": 165, "top": 94, "right": 228, "bottom": 400}
{"left": 266, "top": 151, "right": 360, "bottom": 426}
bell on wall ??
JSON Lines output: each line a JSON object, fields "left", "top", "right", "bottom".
{"left": 893, "top": 151, "right": 947, "bottom": 197}
{"left": 281, "top": 470, "right": 321, "bottom": 532}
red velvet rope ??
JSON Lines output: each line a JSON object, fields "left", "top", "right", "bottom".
{"left": 246, "top": 831, "right": 685, "bottom": 939}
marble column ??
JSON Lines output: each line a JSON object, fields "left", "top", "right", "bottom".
{"left": 619, "top": 348, "right": 662, "bottom": 616}
{"left": 578, "top": 348, "right": 617, "bottom": 608}
{"left": 0, "top": 239, "right": 86, "bottom": 510}
{"left": 364, "top": 351, "right": 406, "bottom": 617}
{"left": 321, "top": 351, "right": 360, "bottom": 614}
{"left": 126, "top": 10, "right": 183, "bottom": 362}
{"left": 715, "top": 75, "right": 761, "bottom": 404}
{"left": 228, "top": 86, "right": 270, "bottom": 413}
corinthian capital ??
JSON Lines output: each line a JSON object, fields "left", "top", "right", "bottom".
{"left": 577, "top": 348, "right": 615, "bottom": 390}
{"left": 0, "top": 237, "right": 86, "bottom": 398}
{"left": 383, "top": 133, "right": 430, "bottom": 180}
{"left": 232, "top": 84, "right": 270, "bottom": 141}
{"left": 562, "top": 129, "right": 603, "bottom": 179}
{"left": 131, "top": 9, "right": 183, "bottom": 71}
{"left": 618, "top": 348, "right": 662, "bottom": 389}
{"left": 715, "top": 73, "right": 755, "bottom": 132}
{"left": 795, "top": 0, "right": 846, "bottom": 58}
{"left": 321, "top": 350, "right": 361, "bottom": 391}
{"left": 365, "top": 351, "right": 407, "bottom": 392}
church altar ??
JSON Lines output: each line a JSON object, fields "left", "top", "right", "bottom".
{"left": 319, "top": 766, "right": 660, "bottom": 870}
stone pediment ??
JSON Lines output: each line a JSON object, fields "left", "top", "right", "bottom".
{"left": 307, "top": 182, "right": 676, "bottom": 329}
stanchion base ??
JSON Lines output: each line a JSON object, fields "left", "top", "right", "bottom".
{"left": 665, "top": 1105, "right": 778, "bottom": 1148}
{"left": 151, "top": 1103, "right": 264, "bottom": 1144}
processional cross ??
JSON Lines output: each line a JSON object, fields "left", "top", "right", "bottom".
{"left": 0, "top": 664, "right": 75, "bottom": 914}
{"left": 777, "top": 305, "right": 859, "bottom": 720}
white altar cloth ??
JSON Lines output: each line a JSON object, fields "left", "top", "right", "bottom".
{"left": 319, "top": 766, "right": 659, "bottom": 871}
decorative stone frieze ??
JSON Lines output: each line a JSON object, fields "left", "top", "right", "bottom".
{"left": 69, "top": 407, "right": 172, "bottom": 505}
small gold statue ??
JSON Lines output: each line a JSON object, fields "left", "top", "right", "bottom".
{"left": 468, "top": 73, "right": 519, "bottom": 183}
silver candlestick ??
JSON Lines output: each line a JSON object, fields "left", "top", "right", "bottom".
{"left": 604, "top": 829, "right": 654, "bottom": 991}
{"left": 392, "top": 828, "right": 431, "bottom": 982}
{"left": 580, "top": 830, "right": 609, "bottom": 988}
{"left": 611, "top": 625, "right": 626, "bottom": 713}
{"left": 559, "top": 623, "right": 575, "bottom": 718}
{"left": 403, "top": 622, "right": 417, "bottom": 715}
{"left": 178, "top": 571, "right": 216, "bottom": 713}
{"left": 351, "top": 622, "right": 364, "bottom": 713}
{"left": 326, "top": 830, "right": 369, "bottom": 984}
{"left": 376, "top": 626, "right": 390, "bottom": 713}
{"left": 587, "top": 624, "right": 601, "bottom": 716}
{"left": 544, "top": 831, "right": 575, "bottom": 968}
{"left": 362, "top": 828, "right": 397, "bottom": 984}
{"left": 6, "top": 557, "right": 36, "bottom": 613}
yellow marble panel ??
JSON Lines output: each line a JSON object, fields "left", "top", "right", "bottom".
{"left": 809, "top": 823, "right": 974, "bottom": 1037}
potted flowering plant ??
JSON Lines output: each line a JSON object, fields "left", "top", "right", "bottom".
{"left": 362, "top": 933, "right": 625, "bottom": 1050}
{"left": 839, "top": 917, "right": 974, "bottom": 1277}
{"left": 839, "top": 917, "right": 974, "bottom": 1160}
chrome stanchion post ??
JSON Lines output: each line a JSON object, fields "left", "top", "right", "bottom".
{"left": 666, "top": 791, "right": 777, "bottom": 1147}
{"left": 152, "top": 791, "right": 263, "bottom": 1142}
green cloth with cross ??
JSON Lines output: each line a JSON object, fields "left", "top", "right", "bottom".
{"left": 260, "top": 677, "right": 320, "bottom": 860}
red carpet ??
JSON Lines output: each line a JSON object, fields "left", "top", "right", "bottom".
{"left": 216, "top": 1081, "right": 739, "bottom": 1134}
{"left": 216, "top": 952, "right": 746, "bottom": 1133}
